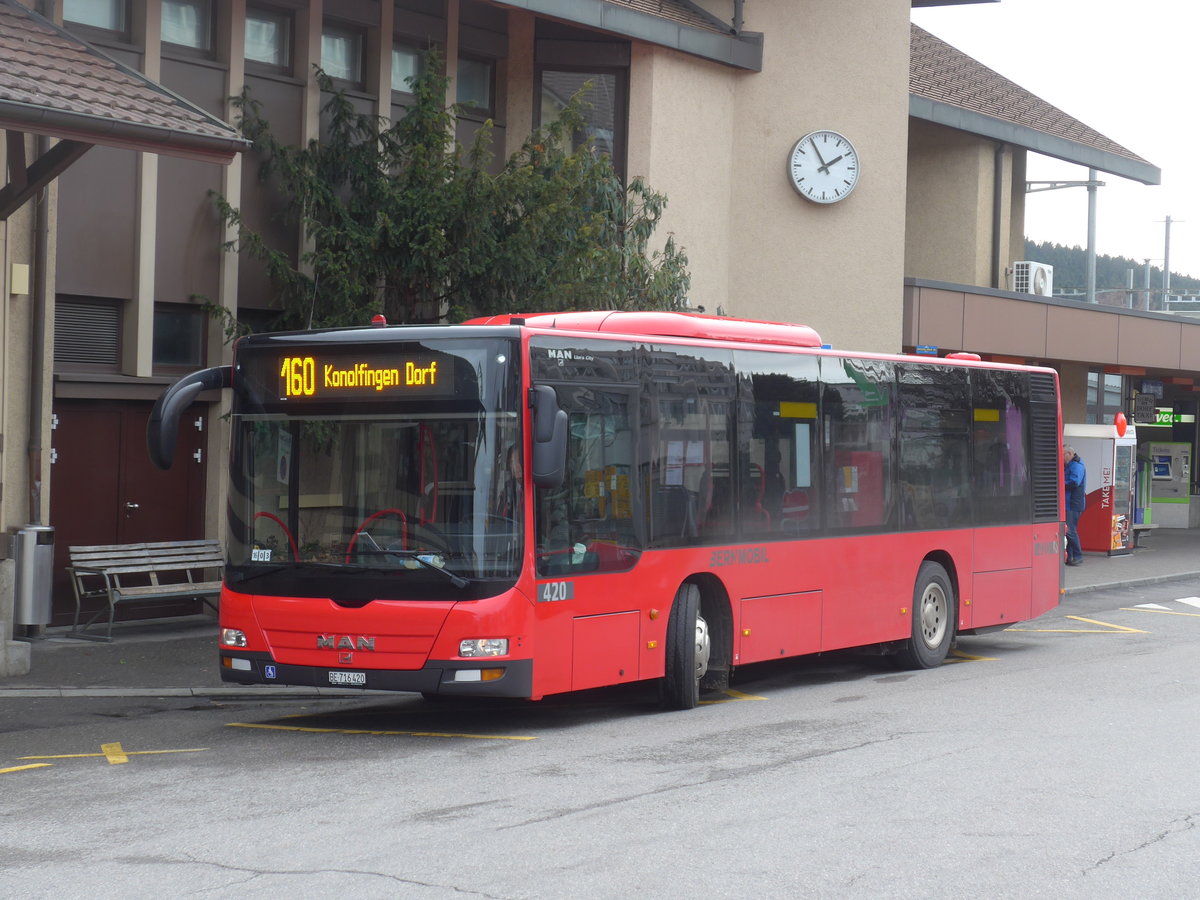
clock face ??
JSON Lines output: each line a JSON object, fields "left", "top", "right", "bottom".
{"left": 788, "top": 131, "right": 860, "bottom": 204}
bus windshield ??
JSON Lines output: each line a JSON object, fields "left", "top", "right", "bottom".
{"left": 226, "top": 335, "right": 522, "bottom": 598}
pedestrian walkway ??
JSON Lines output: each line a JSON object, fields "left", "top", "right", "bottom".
{"left": 1061, "top": 526, "right": 1200, "bottom": 594}
{"left": 3, "top": 527, "right": 1200, "bottom": 697}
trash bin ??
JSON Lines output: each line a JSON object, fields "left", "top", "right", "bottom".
{"left": 13, "top": 525, "right": 54, "bottom": 627}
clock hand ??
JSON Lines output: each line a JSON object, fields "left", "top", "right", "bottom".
{"left": 817, "top": 153, "right": 845, "bottom": 175}
{"left": 809, "top": 142, "right": 829, "bottom": 171}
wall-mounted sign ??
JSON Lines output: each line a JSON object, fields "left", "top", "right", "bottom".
{"left": 1154, "top": 407, "right": 1196, "bottom": 425}
{"left": 914, "top": 345, "right": 937, "bottom": 356}
{"left": 1133, "top": 393, "right": 1156, "bottom": 423}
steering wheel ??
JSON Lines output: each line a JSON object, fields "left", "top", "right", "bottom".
{"left": 346, "top": 509, "right": 408, "bottom": 563}
{"left": 254, "top": 512, "right": 299, "bottom": 561}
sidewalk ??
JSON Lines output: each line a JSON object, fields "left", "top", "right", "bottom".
{"left": 3, "top": 527, "right": 1200, "bottom": 697}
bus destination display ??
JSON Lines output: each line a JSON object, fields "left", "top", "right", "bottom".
{"left": 276, "top": 352, "right": 455, "bottom": 400}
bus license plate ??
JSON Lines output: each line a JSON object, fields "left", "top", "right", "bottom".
{"left": 328, "top": 670, "right": 366, "bottom": 686}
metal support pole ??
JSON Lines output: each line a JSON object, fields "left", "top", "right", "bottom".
{"left": 1086, "top": 169, "right": 1097, "bottom": 303}
{"left": 1163, "top": 215, "right": 1172, "bottom": 308}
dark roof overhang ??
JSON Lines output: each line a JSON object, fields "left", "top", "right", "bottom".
{"left": 909, "top": 96, "right": 1161, "bottom": 186}
{"left": 491, "top": 0, "right": 764, "bottom": 70}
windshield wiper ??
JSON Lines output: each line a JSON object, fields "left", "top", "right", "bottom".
{"left": 352, "top": 549, "right": 469, "bottom": 588}
{"left": 230, "top": 561, "right": 351, "bottom": 585}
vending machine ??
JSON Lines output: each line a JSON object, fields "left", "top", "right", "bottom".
{"left": 1148, "top": 441, "right": 1191, "bottom": 528}
{"left": 1064, "top": 424, "right": 1138, "bottom": 556}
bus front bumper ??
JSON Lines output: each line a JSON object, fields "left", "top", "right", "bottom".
{"left": 219, "top": 651, "right": 534, "bottom": 698}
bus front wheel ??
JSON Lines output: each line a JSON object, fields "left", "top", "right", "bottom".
{"left": 896, "top": 561, "right": 954, "bottom": 669}
{"left": 660, "top": 583, "right": 710, "bottom": 710}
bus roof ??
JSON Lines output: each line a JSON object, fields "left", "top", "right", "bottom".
{"left": 464, "top": 311, "right": 824, "bottom": 349}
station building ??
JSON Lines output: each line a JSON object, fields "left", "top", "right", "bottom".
{"left": 0, "top": 0, "right": 1192, "bottom": 668}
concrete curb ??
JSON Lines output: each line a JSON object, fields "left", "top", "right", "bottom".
{"left": 1062, "top": 568, "right": 1200, "bottom": 596}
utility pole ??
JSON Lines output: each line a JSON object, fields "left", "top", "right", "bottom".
{"left": 1027, "top": 171, "right": 1105, "bottom": 302}
{"left": 1163, "top": 215, "right": 1172, "bottom": 306}
{"left": 1143, "top": 259, "right": 1153, "bottom": 311}
{"left": 1157, "top": 215, "right": 1185, "bottom": 310}
{"left": 1086, "top": 169, "right": 1098, "bottom": 304}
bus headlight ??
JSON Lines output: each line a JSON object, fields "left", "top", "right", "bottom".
{"left": 221, "top": 628, "right": 247, "bottom": 647}
{"left": 459, "top": 638, "right": 508, "bottom": 657}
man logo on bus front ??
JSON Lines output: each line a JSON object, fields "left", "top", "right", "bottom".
{"left": 317, "top": 635, "right": 376, "bottom": 651}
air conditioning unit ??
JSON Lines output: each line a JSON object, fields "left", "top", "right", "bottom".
{"left": 1011, "top": 261, "right": 1054, "bottom": 296}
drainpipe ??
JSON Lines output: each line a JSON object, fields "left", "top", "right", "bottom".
{"left": 733, "top": 0, "right": 743, "bottom": 33}
{"left": 992, "top": 142, "right": 1005, "bottom": 290}
{"left": 28, "top": 136, "right": 49, "bottom": 526}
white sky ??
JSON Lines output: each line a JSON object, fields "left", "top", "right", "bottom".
{"left": 911, "top": 0, "right": 1199, "bottom": 284}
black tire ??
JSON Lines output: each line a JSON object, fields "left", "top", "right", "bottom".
{"left": 895, "top": 561, "right": 954, "bottom": 669}
{"left": 660, "top": 583, "right": 710, "bottom": 710}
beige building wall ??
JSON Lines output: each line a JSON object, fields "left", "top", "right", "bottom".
{"left": 626, "top": 44, "right": 736, "bottom": 320}
{"left": 906, "top": 119, "right": 1029, "bottom": 292}
{"left": 722, "top": 0, "right": 911, "bottom": 353}
{"left": 906, "top": 121, "right": 992, "bottom": 286}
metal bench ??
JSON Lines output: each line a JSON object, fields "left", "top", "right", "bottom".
{"left": 67, "top": 539, "right": 224, "bottom": 641}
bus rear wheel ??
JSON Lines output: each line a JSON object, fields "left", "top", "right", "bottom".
{"left": 895, "top": 561, "right": 954, "bottom": 669}
{"left": 660, "top": 583, "right": 710, "bottom": 710}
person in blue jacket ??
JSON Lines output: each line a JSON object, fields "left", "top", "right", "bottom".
{"left": 1063, "top": 444, "right": 1086, "bottom": 566}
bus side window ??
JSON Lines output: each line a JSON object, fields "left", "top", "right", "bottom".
{"left": 972, "top": 370, "right": 1032, "bottom": 525}
{"left": 736, "top": 352, "right": 822, "bottom": 538}
{"left": 896, "top": 364, "right": 972, "bottom": 530}
{"left": 535, "top": 386, "right": 641, "bottom": 575}
{"left": 821, "top": 357, "right": 896, "bottom": 533}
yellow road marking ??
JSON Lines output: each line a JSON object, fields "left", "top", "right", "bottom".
{"left": 1009, "top": 615, "right": 1147, "bottom": 634}
{"left": 226, "top": 722, "right": 535, "bottom": 741}
{"left": 1, "top": 763, "right": 53, "bottom": 775}
{"left": 101, "top": 742, "right": 128, "bottom": 765}
{"left": 700, "top": 689, "right": 767, "bottom": 704}
{"left": 1122, "top": 607, "right": 1200, "bottom": 618}
{"left": 948, "top": 650, "right": 997, "bottom": 662}
{"left": 21, "top": 748, "right": 208, "bottom": 761}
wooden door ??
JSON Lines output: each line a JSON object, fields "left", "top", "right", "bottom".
{"left": 49, "top": 400, "right": 208, "bottom": 624}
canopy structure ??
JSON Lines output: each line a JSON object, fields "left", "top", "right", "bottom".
{"left": 910, "top": 24, "right": 1159, "bottom": 185}
{"left": 0, "top": 0, "right": 248, "bottom": 220}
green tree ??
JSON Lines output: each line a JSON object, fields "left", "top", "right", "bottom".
{"left": 213, "top": 58, "right": 689, "bottom": 331}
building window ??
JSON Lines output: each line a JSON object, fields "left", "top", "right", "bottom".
{"left": 392, "top": 44, "right": 421, "bottom": 93}
{"left": 537, "top": 69, "right": 625, "bottom": 176}
{"left": 1086, "top": 371, "right": 1124, "bottom": 425}
{"left": 456, "top": 56, "right": 493, "bottom": 114}
{"left": 162, "top": 0, "right": 212, "bottom": 52}
{"left": 246, "top": 7, "right": 291, "bottom": 69}
{"left": 63, "top": 0, "right": 126, "bottom": 35}
{"left": 321, "top": 24, "right": 364, "bottom": 86}
{"left": 153, "top": 305, "right": 207, "bottom": 371}
{"left": 54, "top": 296, "right": 122, "bottom": 373}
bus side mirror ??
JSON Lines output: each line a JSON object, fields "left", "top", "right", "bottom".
{"left": 147, "top": 365, "right": 232, "bottom": 470}
{"left": 531, "top": 385, "right": 567, "bottom": 489}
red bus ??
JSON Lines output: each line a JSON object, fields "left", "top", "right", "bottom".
{"left": 149, "top": 311, "right": 1063, "bottom": 709}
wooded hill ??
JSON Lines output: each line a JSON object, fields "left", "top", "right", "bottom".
{"left": 1023, "top": 240, "right": 1200, "bottom": 293}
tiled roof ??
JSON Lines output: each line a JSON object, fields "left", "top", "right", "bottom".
{"left": 0, "top": 0, "right": 246, "bottom": 162}
{"left": 910, "top": 23, "right": 1154, "bottom": 171}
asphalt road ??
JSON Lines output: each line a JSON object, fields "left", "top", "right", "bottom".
{"left": 3, "top": 579, "right": 1199, "bottom": 899}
